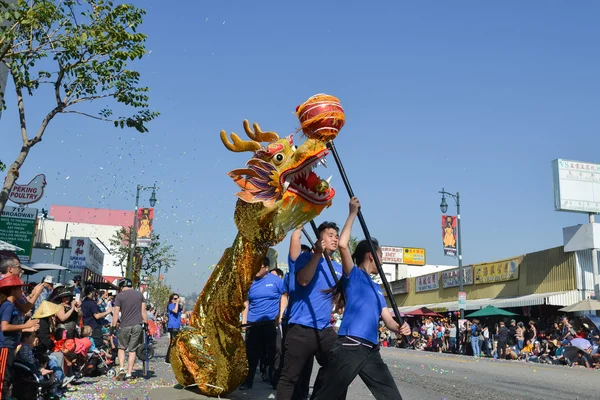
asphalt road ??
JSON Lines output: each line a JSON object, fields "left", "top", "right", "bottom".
{"left": 66, "top": 336, "right": 598, "bottom": 400}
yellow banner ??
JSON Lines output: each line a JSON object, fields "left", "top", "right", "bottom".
{"left": 403, "top": 247, "right": 426, "bottom": 266}
{"left": 474, "top": 257, "right": 521, "bottom": 284}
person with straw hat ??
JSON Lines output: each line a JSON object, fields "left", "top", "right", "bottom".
{"left": 33, "top": 300, "right": 63, "bottom": 353}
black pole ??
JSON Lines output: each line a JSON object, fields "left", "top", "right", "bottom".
{"left": 325, "top": 141, "right": 405, "bottom": 326}
{"left": 302, "top": 226, "right": 339, "bottom": 284}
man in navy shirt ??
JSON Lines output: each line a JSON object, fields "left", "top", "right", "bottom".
{"left": 81, "top": 285, "right": 112, "bottom": 348}
{"left": 240, "top": 257, "right": 283, "bottom": 390}
{"left": 276, "top": 222, "right": 345, "bottom": 400}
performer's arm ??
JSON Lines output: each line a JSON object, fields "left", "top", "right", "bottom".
{"left": 297, "top": 245, "right": 323, "bottom": 287}
{"left": 339, "top": 197, "right": 359, "bottom": 277}
{"left": 241, "top": 300, "right": 249, "bottom": 326}
{"left": 278, "top": 293, "right": 288, "bottom": 324}
{"left": 289, "top": 227, "right": 303, "bottom": 262}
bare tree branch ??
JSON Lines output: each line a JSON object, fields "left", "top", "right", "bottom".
{"left": 62, "top": 109, "right": 112, "bottom": 122}
{"left": 14, "top": 80, "right": 28, "bottom": 145}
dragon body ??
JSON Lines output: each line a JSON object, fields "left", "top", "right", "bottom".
{"left": 170, "top": 120, "right": 337, "bottom": 396}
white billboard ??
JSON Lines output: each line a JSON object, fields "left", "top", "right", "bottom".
{"left": 380, "top": 246, "right": 403, "bottom": 264}
{"left": 67, "top": 237, "right": 104, "bottom": 275}
{"left": 552, "top": 159, "right": 600, "bottom": 214}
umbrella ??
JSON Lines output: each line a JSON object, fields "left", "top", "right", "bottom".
{"left": 584, "top": 314, "right": 600, "bottom": 331}
{"left": 570, "top": 338, "right": 592, "bottom": 351}
{"left": 558, "top": 298, "right": 600, "bottom": 312}
{"left": 563, "top": 346, "right": 593, "bottom": 365}
{"left": 465, "top": 305, "right": 517, "bottom": 318}
{"left": 407, "top": 307, "right": 443, "bottom": 318}
{"left": 26, "top": 263, "right": 67, "bottom": 271}
{"left": 0, "top": 240, "right": 24, "bottom": 252}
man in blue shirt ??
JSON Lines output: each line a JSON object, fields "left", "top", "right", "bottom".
{"left": 273, "top": 227, "right": 314, "bottom": 400}
{"left": 276, "top": 222, "right": 345, "bottom": 400}
{"left": 240, "top": 257, "right": 283, "bottom": 390}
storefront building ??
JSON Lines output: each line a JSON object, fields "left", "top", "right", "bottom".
{"left": 391, "top": 245, "right": 597, "bottom": 315}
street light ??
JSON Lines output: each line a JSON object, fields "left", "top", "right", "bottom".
{"left": 127, "top": 183, "right": 159, "bottom": 281}
{"left": 439, "top": 188, "right": 464, "bottom": 319}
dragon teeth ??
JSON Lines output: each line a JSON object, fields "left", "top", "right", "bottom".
{"left": 326, "top": 175, "right": 332, "bottom": 184}
{"left": 283, "top": 181, "right": 290, "bottom": 193}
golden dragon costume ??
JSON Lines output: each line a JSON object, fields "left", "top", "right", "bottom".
{"left": 170, "top": 119, "right": 338, "bottom": 396}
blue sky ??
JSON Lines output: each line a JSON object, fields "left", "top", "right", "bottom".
{"left": 1, "top": 1, "right": 599, "bottom": 294}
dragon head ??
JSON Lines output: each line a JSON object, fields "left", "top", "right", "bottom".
{"left": 221, "top": 120, "right": 335, "bottom": 244}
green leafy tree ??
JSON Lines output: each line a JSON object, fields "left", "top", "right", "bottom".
{"left": 145, "top": 275, "right": 171, "bottom": 314}
{"left": 109, "top": 226, "right": 177, "bottom": 288}
{"left": 0, "top": 0, "right": 158, "bottom": 212}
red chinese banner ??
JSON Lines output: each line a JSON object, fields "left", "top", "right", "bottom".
{"left": 136, "top": 208, "right": 154, "bottom": 248}
{"left": 442, "top": 215, "right": 457, "bottom": 257}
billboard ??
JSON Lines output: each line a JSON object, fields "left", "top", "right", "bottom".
{"left": 552, "top": 159, "right": 600, "bottom": 214}
{"left": 442, "top": 215, "right": 457, "bottom": 257}
{"left": 403, "top": 247, "right": 426, "bottom": 266}
{"left": 68, "top": 237, "right": 104, "bottom": 275}
{"left": 0, "top": 206, "right": 37, "bottom": 262}
{"left": 415, "top": 272, "right": 439, "bottom": 292}
{"left": 381, "top": 246, "right": 403, "bottom": 264}
{"left": 136, "top": 208, "right": 154, "bottom": 248}
{"left": 473, "top": 257, "right": 520, "bottom": 285}
{"left": 441, "top": 265, "right": 474, "bottom": 288}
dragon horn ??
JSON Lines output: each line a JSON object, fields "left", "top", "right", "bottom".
{"left": 220, "top": 130, "right": 262, "bottom": 152}
{"left": 243, "top": 120, "right": 279, "bottom": 143}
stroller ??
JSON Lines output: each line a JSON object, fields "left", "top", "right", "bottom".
{"left": 70, "top": 338, "right": 112, "bottom": 378}
{"left": 12, "top": 361, "right": 60, "bottom": 400}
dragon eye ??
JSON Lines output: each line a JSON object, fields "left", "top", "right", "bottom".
{"left": 292, "top": 145, "right": 298, "bottom": 151}
{"left": 274, "top": 153, "right": 285, "bottom": 164}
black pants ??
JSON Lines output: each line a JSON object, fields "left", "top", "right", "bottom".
{"left": 273, "top": 323, "right": 314, "bottom": 400}
{"left": 276, "top": 324, "right": 345, "bottom": 400}
{"left": 498, "top": 340, "right": 507, "bottom": 359}
{"left": 244, "top": 322, "right": 278, "bottom": 387}
{"left": 313, "top": 336, "right": 402, "bottom": 400}
{"left": 166, "top": 328, "right": 180, "bottom": 363}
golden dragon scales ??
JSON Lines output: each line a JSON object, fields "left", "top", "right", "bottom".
{"left": 170, "top": 120, "right": 337, "bottom": 396}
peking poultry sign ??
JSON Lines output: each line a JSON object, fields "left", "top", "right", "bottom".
{"left": 8, "top": 174, "right": 47, "bottom": 206}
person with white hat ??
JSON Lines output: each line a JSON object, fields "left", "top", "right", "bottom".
{"left": 33, "top": 275, "right": 54, "bottom": 313}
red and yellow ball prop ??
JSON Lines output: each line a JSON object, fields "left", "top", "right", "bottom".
{"left": 296, "top": 94, "right": 345, "bottom": 141}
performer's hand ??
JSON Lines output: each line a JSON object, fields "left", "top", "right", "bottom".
{"left": 349, "top": 197, "right": 360, "bottom": 215}
{"left": 399, "top": 322, "right": 411, "bottom": 336}
{"left": 315, "top": 238, "right": 325, "bottom": 255}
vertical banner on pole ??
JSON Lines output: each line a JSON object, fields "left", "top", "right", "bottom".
{"left": 442, "top": 215, "right": 458, "bottom": 257}
{"left": 136, "top": 208, "right": 154, "bottom": 247}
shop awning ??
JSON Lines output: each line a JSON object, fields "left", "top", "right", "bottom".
{"left": 395, "top": 291, "right": 582, "bottom": 314}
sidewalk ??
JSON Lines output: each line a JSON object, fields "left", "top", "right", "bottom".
{"left": 66, "top": 335, "right": 178, "bottom": 400}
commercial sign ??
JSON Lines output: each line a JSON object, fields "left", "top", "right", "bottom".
{"left": 391, "top": 278, "right": 409, "bottom": 295}
{"left": 458, "top": 292, "right": 467, "bottom": 309}
{"left": 68, "top": 237, "right": 104, "bottom": 275}
{"left": 381, "top": 246, "right": 403, "bottom": 264}
{"left": 415, "top": 272, "right": 439, "bottom": 292}
{"left": 441, "top": 266, "right": 474, "bottom": 288}
{"left": 442, "top": 215, "right": 457, "bottom": 257}
{"left": 473, "top": 257, "right": 520, "bottom": 285}
{"left": 0, "top": 206, "right": 37, "bottom": 262}
{"left": 136, "top": 208, "right": 154, "bottom": 248}
{"left": 8, "top": 174, "right": 47, "bottom": 206}
{"left": 552, "top": 159, "right": 600, "bottom": 214}
{"left": 403, "top": 247, "right": 426, "bottom": 266}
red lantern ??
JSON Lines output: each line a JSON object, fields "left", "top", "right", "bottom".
{"left": 296, "top": 93, "right": 345, "bottom": 141}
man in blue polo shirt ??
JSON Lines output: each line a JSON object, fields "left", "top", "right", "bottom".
{"left": 240, "top": 257, "right": 283, "bottom": 390}
{"left": 274, "top": 228, "right": 314, "bottom": 399}
{"left": 276, "top": 222, "right": 344, "bottom": 400}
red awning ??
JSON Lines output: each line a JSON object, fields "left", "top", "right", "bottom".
{"left": 406, "top": 307, "right": 444, "bottom": 318}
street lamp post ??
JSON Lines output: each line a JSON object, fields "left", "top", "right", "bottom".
{"left": 127, "top": 183, "right": 158, "bottom": 281}
{"left": 439, "top": 188, "right": 464, "bottom": 319}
